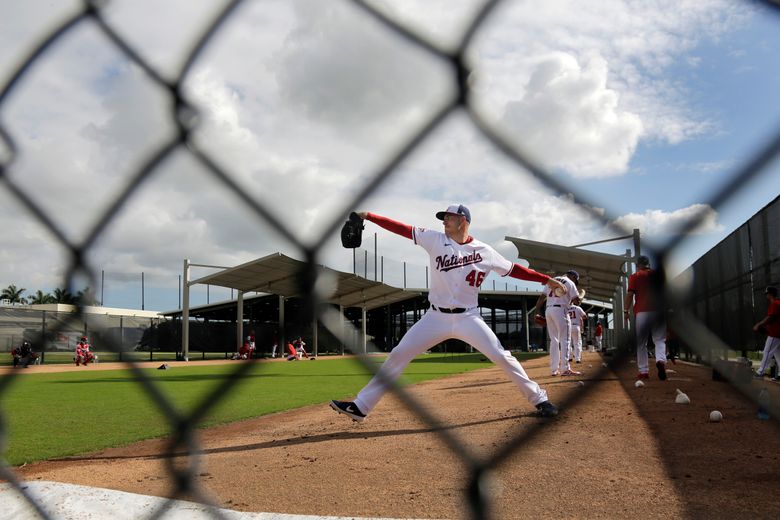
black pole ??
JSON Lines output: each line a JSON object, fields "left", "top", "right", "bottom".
{"left": 374, "top": 232, "right": 377, "bottom": 281}
{"left": 141, "top": 272, "right": 145, "bottom": 310}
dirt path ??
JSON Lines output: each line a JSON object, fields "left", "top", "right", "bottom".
{"left": 13, "top": 352, "right": 780, "bottom": 519}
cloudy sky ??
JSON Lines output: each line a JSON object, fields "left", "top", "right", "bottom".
{"left": 1, "top": 0, "right": 778, "bottom": 311}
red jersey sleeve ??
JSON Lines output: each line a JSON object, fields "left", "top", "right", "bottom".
{"left": 365, "top": 212, "right": 413, "bottom": 240}
{"left": 766, "top": 300, "right": 780, "bottom": 338}
{"left": 507, "top": 264, "right": 550, "bottom": 284}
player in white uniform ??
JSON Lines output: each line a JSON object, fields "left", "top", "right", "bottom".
{"left": 330, "top": 204, "right": 565, "bottom": 421}
{"left": 534, "top": 271, "right": 581, "bottom": 376}
{"left": 568, "top": 297, "right": 587, "bottom": 363}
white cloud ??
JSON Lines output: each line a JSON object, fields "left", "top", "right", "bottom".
{"left": 469, "top": 0, "right": 751, "bottom": 157}
{"left": 275, "top": 1, "right": 452, "bottom": 131}
{"left": 501, "top": 52, "right": 643, "bottom": 177}
{"left": 611, "top": 204, "right": 723, "bottom": 238}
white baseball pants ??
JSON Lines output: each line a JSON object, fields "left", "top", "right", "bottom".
{"left": 757, "top": 336, "right": 780, "bottom": 375}
{"left": 635, "top": 311, "right": 667, "bottom": 374}
{"left": 570, "top": 326, "right": 583, "bottom": 362}
{"left": 354, "top": 308, "right": 548, "bottom": 415}
{"left": 545, "top": 305, "right": 571, "bottom": 374}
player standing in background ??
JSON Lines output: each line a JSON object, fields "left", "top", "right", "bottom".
{"left": 568, "top": 297, "right": 587, "bottom": 364}
{"left": 533, "top": 270, "right": 581, "bottom": 376}
{"left": 594, "top": 321, "right": 603, "bottom": 352}
{"left": 330, "top": 204, "right": 565, "bottom": 421}
{"left": 753, "top": 286, "right": 780, "bottom": 379}
{"left": 624, "top": 255, "right": 667, "bottom": 381}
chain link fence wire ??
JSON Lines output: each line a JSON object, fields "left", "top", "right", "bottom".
{"left": 1, "top": 0, "right": 780, "bottom": 518}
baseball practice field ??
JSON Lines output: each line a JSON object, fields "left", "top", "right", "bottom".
{"left": 2, "top": 352, "right": 779, "bottom": 519}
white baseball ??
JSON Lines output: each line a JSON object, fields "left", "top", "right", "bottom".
{"left": 578, "top": 380, "right": 585, "bottom": 386}
{"left": 553, "top": 286, "right": 565, "bottom": 297}
{"left": 635, "top": 380, "right": 645, "bottom": 388}
{"left": 709, "top": 410, "right": 723, "bottom": 422}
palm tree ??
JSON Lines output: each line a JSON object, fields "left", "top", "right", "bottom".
{"left": 29, "top": 289, "right": 55, "bottom": 304}
{"left": 52, "top": 288, "right": 76, "bottom": 304}
{"left": 1, "top": 284, "right": 27, "bottom": 304}
{"left": 75, "top": 287, "right": 98, "bottom": 306}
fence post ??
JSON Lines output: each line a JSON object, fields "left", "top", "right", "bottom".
{"left": 119, "top": 316, "right": 124, "bottom": 362}
{"left": 41, "top": 310, "right": 46, "bottom": 364}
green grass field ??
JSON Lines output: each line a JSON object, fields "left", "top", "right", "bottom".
{"left": 2, "top": 350, "right": 234, "bottom": 366}
{"left": 1, "top": 353, "right": 543, "bottom": 466}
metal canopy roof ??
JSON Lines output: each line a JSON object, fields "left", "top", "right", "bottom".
{"left": 505, "top": 236, "right": 629, "bottom": 302}
{"left": 190, "top": 252, "right": 419, "bottom": 311}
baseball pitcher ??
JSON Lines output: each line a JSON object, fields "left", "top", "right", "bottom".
{"left": 330, "top": 204, "right": 564, "bottom": 421}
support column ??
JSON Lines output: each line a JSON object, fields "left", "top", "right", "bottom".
{"left": 312, "top": 314, "right": 318, "bottom": 357}
{"left": 182, "top": 259, "right": 190, "bottom": 361}
{"left": 119, "top": 316, "right": 124, "bottom": 362}
{"left": 279, "top": 295, "right": 286, "bottom": 350}
{"left": 625, "top": 249, "right": 635, "bottom": 341}
{"left": 361, "top": 306, "right": 368, "bottom": 353}
{"left": 339, "top": 305, "right": 345, "bottom": 355}
{"left": 237, "top": 291, "right": 244, "bottom": 353}
{"left": 523, "top": 297, "right": 530, "bottom": 351}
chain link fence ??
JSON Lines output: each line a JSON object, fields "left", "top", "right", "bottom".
{"left": 1, "top": 1, "right": 779, "bottom": 518}
{"left": 688, "top": 196, "right": 779, "bottom": 357}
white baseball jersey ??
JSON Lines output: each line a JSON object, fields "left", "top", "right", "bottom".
{"left": 413, "top": 227, "right": 512, "bottom": 309}
{"left": 546, "top": 276, "right": 579, "bottom": 306}
{"left": 568, "top": 304, "right": 586, "bottom": 329}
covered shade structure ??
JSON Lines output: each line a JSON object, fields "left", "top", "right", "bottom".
{"left": 504, "top": 237, "right": 630, "bottom": 303}
{"left": 181, "top": 253, "right": 419, "bottom": 359}
{"left": 505, "top": 233, "right": 638, "bottom": 338}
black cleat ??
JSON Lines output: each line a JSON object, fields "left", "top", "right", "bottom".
{"left": 536, "top": 401, "right": 559, "bottom": 418}
{"left": 656, "top": 360, "right": 667, "bottom": 381}
{"left": 330, "top": 400, "right": 366, "bottom": 422}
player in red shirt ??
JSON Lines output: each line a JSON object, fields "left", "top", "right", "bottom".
{"left": 286, "top": 342, "right": 299, "bottom": 361}
{"left": 754, "top": 286, "right": 780, "bottom": 379}
{"left": 594, "top": 321, "right": 604, "bottom": 352}
{"left": 624, "top": 255, "right": 667, "bottom": 381}
{"left": 75, "top": 336, "right": 95, "bottom": 366}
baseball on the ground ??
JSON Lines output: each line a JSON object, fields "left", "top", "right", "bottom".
{"left": 635, "top": 380, "right": 645, "bottom": 388}
{"left": 709, "top": 410, "right": 723, "bottom": 422}
{"left": 578, "top": 380, "right": 585, "bottom": 386}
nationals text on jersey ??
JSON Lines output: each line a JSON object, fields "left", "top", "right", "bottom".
{"left": 435, "top": 251, "right": 483, "bottom": 272}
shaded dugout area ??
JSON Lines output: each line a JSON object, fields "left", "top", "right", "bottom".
{"left": 161, "top": 287, "right": 613, "bottom": 358}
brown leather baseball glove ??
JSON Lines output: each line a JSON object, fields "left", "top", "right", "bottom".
{"left": 340, "top": 212, "right": 364, "bottom": 248}
{"left": 534, "top": 314, "right": 547, "bottom": 327}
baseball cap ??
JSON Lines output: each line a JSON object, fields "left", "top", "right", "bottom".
{"left": 766, "top": 286, "right": 778, "bottom": 297}
{"left": 565, "top": 269, "right": 579, "bottom": 282}
{"left": 435, "top": 204, "right": 471, "bottom": 223}
{"left": 637, "top": 255, "right": 650, "bottom": 267}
